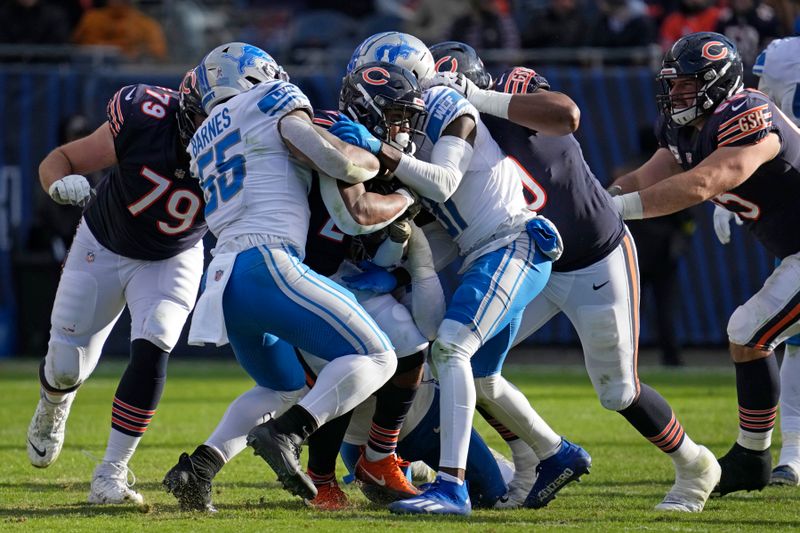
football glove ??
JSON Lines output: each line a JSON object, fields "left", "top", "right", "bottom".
{"left": 328, "top": 115, "right": 382, "bottom": 155}
{"left": 342, "top": 261, "right": 397, "bottom": 294}
{"left": 48, "top": 174, "right": 92, "bottom": 207}
{"left": 712, "top": 205, "right": 742, "bottom": 245}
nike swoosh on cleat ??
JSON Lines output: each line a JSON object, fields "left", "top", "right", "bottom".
{"left": 360, "top": 469, "right": 387, "bottom": 487}
{"left": 28, "top": 440, "right": 46, "bottom": 457}
{"left": 592, "top": 280, "right": 610, "bottom": 290}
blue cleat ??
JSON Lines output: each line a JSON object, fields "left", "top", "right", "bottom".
{"left": 388, "top": 476, "right": 472, "bottom": 516}
{"left": 770, "top": 465, "right": 800, "bottom": 486}
{"left": 524, "top": 438, "right": 591, "bottom": 509}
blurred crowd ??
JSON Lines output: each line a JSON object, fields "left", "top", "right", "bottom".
{"left": 0, "top": 0, "right": 798, "bottom": 66}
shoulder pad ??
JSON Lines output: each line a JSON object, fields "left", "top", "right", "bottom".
{"left": 106, "top": 84, "right": 178, "bottom": 138}
{"left": 422, "top": 86, "right": 478, "bottom": 144}
{"left": 313, "top": 109, "right": 343, "bottom": 130}
{"left": 255, "top": 80, "right": 312, "bottom": 118}
{"left": 713, "top": 91, "right": 773, "bottom": 148}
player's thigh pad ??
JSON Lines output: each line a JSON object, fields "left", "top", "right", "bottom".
{"left": 225, "top": 246, "right": 392, "bottom": 361}
{"left": 358, "top": 293, "right": 428, "bottom": 358}
{"left": 728, "top": 252, "right": 800, "bottom": 350}
{"left": 127, "top": 243, "right": 204, "bottom": 352}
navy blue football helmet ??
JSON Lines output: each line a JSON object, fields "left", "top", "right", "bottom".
{"left": 429, "top": 41, "right": 493, "bottom": 90}
{"left": 177, "top": 67, "right": 205, "bottom": 146}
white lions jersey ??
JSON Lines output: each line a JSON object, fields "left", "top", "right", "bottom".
{"left": 416, "top": 86, "right": 532, "bottom": 259}
{"left": 188, "top": 80, "right": 314, "bottom": 255}
{"left": 753, "top": 37, "right": 800, "bottom": 127}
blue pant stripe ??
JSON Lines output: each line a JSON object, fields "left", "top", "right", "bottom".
{"left": 473, "top": 241, "right": 517, "bottom": 333}
{"left": 484, "top": 237, "right": 533, "bottom": 339}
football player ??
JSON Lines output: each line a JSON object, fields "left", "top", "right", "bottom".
{"left": 182, "top": 42, "right": 415, "bottom": 503}
{"left": 610, "top": 32, "right": 800, "bottom": 497}
{"left": 163, "top": 69, "right": 438, "bottom": 510}
{"left": 337, "top": 32, "right": 564, "bottom": 516}
{"left": 424, "top": 41, "right": 720, "bottom": 512}
{"left": 27, "top": 69, "right": 208, "bottom": 505}
{"left": 713, "top": 36, "right": 800, "bottom": 487}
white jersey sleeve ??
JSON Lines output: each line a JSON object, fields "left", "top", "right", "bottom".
{"left": 422, "top": 86, "right": 479, "bottom": 143}
{"left": 753, "top": 37, "right": 800, "bottom": 127}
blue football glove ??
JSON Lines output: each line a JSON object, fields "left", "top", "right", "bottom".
{"left": 342, "top": 261, "right": 397, "bottom": 293}
{"left": 328, "top": 117, "right": 382, "bottom": 155}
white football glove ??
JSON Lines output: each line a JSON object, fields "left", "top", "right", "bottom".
{"left": 423, "top": 71, "right": 478, "bottom": 98}
{"left": 712, "top": 204, "right": 743, "bottom": 245}
{"left": 48, "top": 174, "right": 92, "bottom": 207}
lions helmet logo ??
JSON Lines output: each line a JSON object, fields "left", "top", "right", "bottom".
{"left": 435, "top": 55, "right": 459, "bottom": 73}
{"left": 701, "top": 41, "right": 729, "bottom": 61}
{"left": 361, "top": 66, "right": 391, "bottom": 86}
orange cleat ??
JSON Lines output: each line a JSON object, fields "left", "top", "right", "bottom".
{"left": 306, "top": 480, "right": 350, "bottom": 511}
{"left": 355, "top": 453, "right": 421, "bottom": 504}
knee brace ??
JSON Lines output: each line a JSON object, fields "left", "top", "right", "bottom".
{"left": 41, "top": 340, "right": 90, "bottom": 392}
{"left": 431, "top": 319, "right": 481, "bottom": 367}
{"left": 135, "top": 299, "right": 191, "bottom": 352}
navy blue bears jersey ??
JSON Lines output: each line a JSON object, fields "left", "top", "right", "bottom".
{"left": 658, "top": 89, "right": 800, "bottom": 259}
{"left": 481, "top": 115, "right": 625, "bottom": 272}
{"left": 303, "top": 109, "right": 352, "bottom": 275}
{"left": 83, "top": 84, "right": 207, "bottom": 260}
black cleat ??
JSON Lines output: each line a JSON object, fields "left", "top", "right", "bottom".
{"left": 247, "top": 420, "right": 317, "bottom": 500}
{"left": 163, "top": 453, "right": 217, "bottom": 512}
{"left": 711, "top": 443, "right": 771, "bottom": 497}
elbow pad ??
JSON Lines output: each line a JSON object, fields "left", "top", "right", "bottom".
{"left": 394, "top": 135, "right": 473, "bottom": 202}
{"left": 280, "top": 115, "right": 377, "bottom": 184}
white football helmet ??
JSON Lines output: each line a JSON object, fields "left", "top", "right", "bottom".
{"left": 347, "top": 32, "right": 435, "bottom": 85}
{"left": 196, "top": 42, "right": 288, "bottom": 114}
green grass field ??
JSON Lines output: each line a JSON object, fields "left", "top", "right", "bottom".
{"left": 1, "top": 357, "right": 799, "bottom": 532}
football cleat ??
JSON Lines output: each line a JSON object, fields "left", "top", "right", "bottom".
{"left": 388, "top": 476, "right": 471, "bottom": 516}
{"left": 307, "top": 478, "right": 350, "bottom": 511}
{"left": 355, "top": 453, "right": 421, "bottom": 503}
{"left": 524, "top": 438, "right": 591, "bottom": 509}
{"left": 246, "top": 420, "right": 317, "bottom": 500}
{"left": 770, "top": 465, "right": 800, "bottom": 486}
{"left": 27, "top": 390, "right": 76, "bottom": 468}
{"left": 88, "top": 461, "right": 144, "bottom": 505}
{"left": 712, "top": 443, "right": 771, "bottom": 497}
{"left": 656, "top": 445, "right": 721, "bottom": 512}
{"left": 163, "top": 452, "right": 217, "bottom": 512}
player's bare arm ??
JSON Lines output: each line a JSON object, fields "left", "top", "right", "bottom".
{"left": 379, "top": 115, "right": 476, "bottom": 202}
{"left": 611, "top": 147, "right": 683, "bottom": 193}
{"left": 279, "top": 109, "right": 380, "bottom": 184}
{"left": 618, "top": 133, "right": 780, "bottom": 219}
{"left": 38, "top": 122, "right": 117, "bottom": 192}
{"left": 507, "top": 91, "right": 580, "bottom": 135}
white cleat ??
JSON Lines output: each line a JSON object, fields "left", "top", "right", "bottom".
{"left": 88, "top": 461, "right": 144, "bottom": 505}
{"left": 27, "top": 391, "right": 76, "bottom": 468}
{"left": 493, "top": 445, "right": 538, "bottom": 510}
{"left": 656, "top": 445, "right": 721, "bottom": 512}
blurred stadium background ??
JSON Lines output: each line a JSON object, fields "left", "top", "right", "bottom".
{"left": 0, "top": 0, "right": 797, "bottom": 360}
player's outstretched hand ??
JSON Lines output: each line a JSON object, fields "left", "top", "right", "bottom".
{"left": 48, "top": 174, "right": 92, "bottom": 207}
{"left": 328, "top": 116, "right": 382, "bottom": 155}
{"left": 423, "top": 72, "right": 477, "bottom": 99}
{"left": 712, "top": 205, "right": 742, "bottom": 245}
{"left": 342, "top": 261, "right": 397, "bottom": 294}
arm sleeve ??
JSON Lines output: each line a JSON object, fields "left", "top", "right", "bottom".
{"left": 393, "top": 135, "right": 473, "bottom": 202}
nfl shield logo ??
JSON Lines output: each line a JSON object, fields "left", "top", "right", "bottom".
{"left": 214, "top": 269, "right": 224, "bottom": 282}
{"left": 86, "top": 251, "right": 95, "bottom": 263}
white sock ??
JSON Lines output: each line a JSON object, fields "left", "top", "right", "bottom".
{"left": 365, "top": 446, "right": 391, "bottom": 462}
{"left": 438, "top": 471, "right": 463, "bottom": 485}
{"left": 434, "top": 321, "right": 479, "bottom": 471}
{"left": 206, "top": 386, "right": 302, "bottom": 463}
{"left": 508, "top": 438, "right": 539, "bottom": 469}
{"left": 737, "top": 429, "right": 772, "bottom": 451}
{"left": 779, "top": 344, "right": 800, "bottom": 469}
{"left": 43, "top": 388, "right": 71, "bottom": 404}
{"left": 102, "top": 428, "right": 139, "bottom": 465}
{"left": 299, "top": 350, "right": 396, "bottom": 426}
{"left": 669, "top": 434, "right": 701, "bottom": 466}
{"left": 475, "top": 374, "right": 561, "bottom": 460}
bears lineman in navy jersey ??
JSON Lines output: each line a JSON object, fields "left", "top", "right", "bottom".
{"left": 611, "top": 31, "right": 800, "bottom": 497}
{"left": 28, "top": 71, "right": 207, "bottom": 506}
{"left": 427, "top": 41, "right": 719, "bottom": 512}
